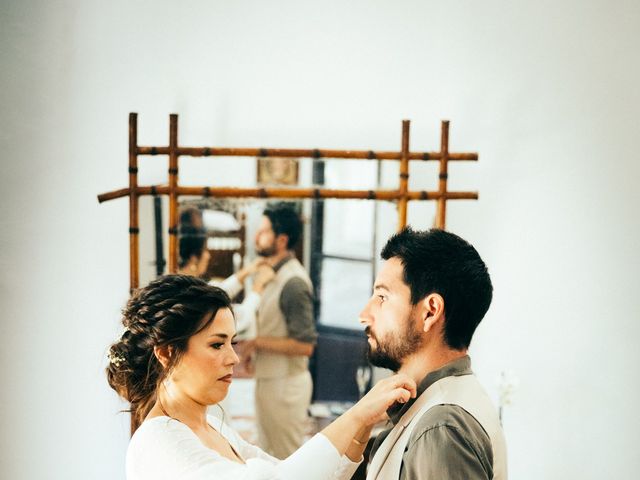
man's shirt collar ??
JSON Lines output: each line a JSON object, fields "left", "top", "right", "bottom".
{"left": 272, "top": 253, "right": 294, "bottom": 272}
{"left": 387, "top": 355, "right": 473, "bottom": 425}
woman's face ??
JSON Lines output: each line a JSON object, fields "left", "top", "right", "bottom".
{"left": 169, "top": 307, "right": 239, "bottom": 405}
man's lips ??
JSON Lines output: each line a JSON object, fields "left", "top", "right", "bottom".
{"left": 218, "top": 374, "right": 233, "bottom": 383}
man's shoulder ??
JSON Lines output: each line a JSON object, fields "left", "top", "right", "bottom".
{"left": 279, "top": 260, "right": 312, "bottom": 297}
{"left": 411, "top": 403, "right": 490, "bottom": 439}
{"left": 272, "top": 258, "right": 311, "bottom": 296}
{"left": 281, "top": 276, "right": 311, "bottom": 293}
{"left": 409, "top": 404, "right": 492, "bottom": 456}
{"left": 279, "top": 258, "right": 309, "bottom": 278}
{"left": 395, "top": 404, "right": 494, "bottom": 480}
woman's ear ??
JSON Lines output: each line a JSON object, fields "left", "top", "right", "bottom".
{"left": 153, "top": 345, "right": 173, "bottom": 369}
{"left": 421, "top": 293, "right": 445, "bottom": 333}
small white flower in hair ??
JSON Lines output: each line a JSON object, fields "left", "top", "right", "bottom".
{"left": 108, "top": 350, "right": 126, "bottom": 367}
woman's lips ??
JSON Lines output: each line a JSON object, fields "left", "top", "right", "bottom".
{"left": 218, "top": 374, "right": 233, "bottom": 383}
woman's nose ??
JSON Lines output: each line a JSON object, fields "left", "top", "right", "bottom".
{"left": 228, "top": 346, "right": 240, "bottom": 365}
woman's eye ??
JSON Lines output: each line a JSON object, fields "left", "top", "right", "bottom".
{"left": 211, "top": 343, "right": 224, "bottom": 350}
{"left": 378, "top": 295, "right": 387, "bottom": 303}
{"left": 231, "top": 341, "right": 239, "bottom": 347}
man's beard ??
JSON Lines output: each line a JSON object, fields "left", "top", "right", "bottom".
{"left": 366, "top": 312, "right": 423, "bottom": 372}
{"left": 255, "top": 242, "right": 276, "bottom": 257}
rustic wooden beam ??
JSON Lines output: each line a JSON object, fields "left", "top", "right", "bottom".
{"left": 128, "top": 113, "right": 139, "bottom": 291}
{"left": 397, "top": 120, "right": 410, "bottom": 230}
{"left": 99, "top": 185, "right": 478, "bottom": 202}
{"left": 435, "top": 120, "right": 450, "bottom": 229}
{"left": 134, "top": 146, "right": 477, "bottom": 161}
{"left": 168, "top": 114, "right": 179, "bottom": 273}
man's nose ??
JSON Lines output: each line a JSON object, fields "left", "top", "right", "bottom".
{"left": 358, "top": 300, "right": 372, "bottom": 325}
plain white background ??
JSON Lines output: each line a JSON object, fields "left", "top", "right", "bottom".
{"left": 1, "top": 1, "right": 639, "bottom": 479}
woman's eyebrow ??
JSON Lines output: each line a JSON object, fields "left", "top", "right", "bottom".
{"left": 207, "top": 333, "right": 237, "bottom": 340}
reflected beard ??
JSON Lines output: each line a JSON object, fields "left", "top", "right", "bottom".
{"left": 366, "top": 313, "right": 423, "bottom": 372}
{"left": 256, "top": 244, "right": 276, "bottom": 257}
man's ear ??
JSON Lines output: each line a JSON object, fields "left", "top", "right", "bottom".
{"left": 276, "top": 233, "right": 289, "bottom": 251}
{"left": 153, "top": 345, "right": 173, "bottom": 369}
{"left": 420, "top": 293, "right": 445, "bottom": 333}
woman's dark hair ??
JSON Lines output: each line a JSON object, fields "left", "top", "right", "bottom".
{"left": 106, "top": 274, "right": 231, "bottom": 432}
{"left": 178, "top": 226, "right": 207, "bottom": 268}
{"left": 381, "top": 227, "right": 493, "bottom": 350}
{"left": 179, "top": 206, "right": 203, "bottom": 229}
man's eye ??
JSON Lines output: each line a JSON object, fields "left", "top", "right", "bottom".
{"left": 378, "top": 295, "right": 387, "bottom": 303}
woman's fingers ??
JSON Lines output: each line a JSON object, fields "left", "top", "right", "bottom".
{"left": 390, "top": 374, "right": 417, "bottom": 398}
{"left": 377, "top": 374, "right": 416, "bottom": 398}
{"left": 350, "top": 373, "right": 418, "bottom": 426}
{"left": 392, "top": 386, "right": 412, "bottom": 404}
{"left": 378, "top": 386, "right": 411, "bottom": 409}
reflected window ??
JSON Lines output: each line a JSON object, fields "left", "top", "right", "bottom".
{"left": 318, "top": 258, "right": 373, "bottom": 329}
{"left": 309, "top": 160, "right": 382, "bottom": 332}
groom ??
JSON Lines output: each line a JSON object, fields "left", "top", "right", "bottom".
{"left": 360, "top": 227, "right": 507, "bottom": 480}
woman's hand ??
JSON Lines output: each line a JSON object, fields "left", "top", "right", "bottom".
{"left": 319, "top": 373, "right": 417, "bottom": 456}
{"left": 236, "top": 257, "right": 269, "bottom": 283}
{"left": 350, "top": 373, "right": 417, "bottom": 426}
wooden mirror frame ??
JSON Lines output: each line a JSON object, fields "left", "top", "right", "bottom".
{"left": 98, "top": 113, "right": 479, "bottom": 291}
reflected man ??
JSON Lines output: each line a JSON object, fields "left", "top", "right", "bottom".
{"left": 249, "top": 203, "right": 317, "bottom": 459}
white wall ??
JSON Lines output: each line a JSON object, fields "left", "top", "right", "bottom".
{"left": 1, "top": 1, "right": 638, "bottom": 478}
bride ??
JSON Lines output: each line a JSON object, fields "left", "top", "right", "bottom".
{"left": 107, "top": 274, "right": 415, "bottom": 480}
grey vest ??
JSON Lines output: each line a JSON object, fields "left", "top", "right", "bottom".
{"left": 367, "top": 374, "right": 508, "bottom": 480}
{"left": 255, "top": 257, "right": 312, "bottom": 379}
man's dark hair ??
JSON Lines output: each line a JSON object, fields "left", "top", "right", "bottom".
{"left": 381, "top": 227, "right": 493, "bottom": 350}
{"left": 263, "top": 202, "right": 303, "bottom": 249}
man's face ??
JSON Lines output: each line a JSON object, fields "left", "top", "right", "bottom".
{"left": 255, "top": 215, "right": 277, "bottom": 257}
{"left": 359, "top": 257, "right": 423, "bottom": 371}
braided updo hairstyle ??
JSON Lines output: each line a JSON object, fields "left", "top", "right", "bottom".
{"left": 106, "top": 274, "right": 232, "bottom": 432}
